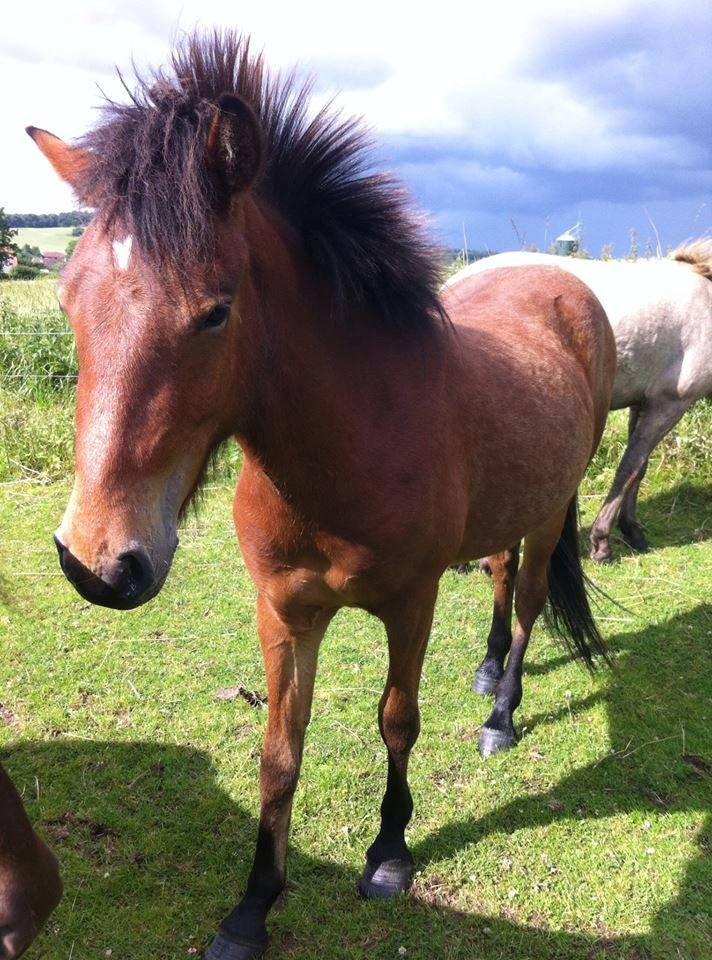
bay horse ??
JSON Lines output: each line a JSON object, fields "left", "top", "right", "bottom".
{"left": 0, "top": 761, "right": 62, "bottom": 957}
{"left": 449, "top": 248, "right": 712, "bottom": 562}
{"left": 28, "top": 33, "right": 615, "bottom": 959}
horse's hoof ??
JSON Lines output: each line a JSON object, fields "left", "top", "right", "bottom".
{"left": 478, "top": 558, "right": 492, "bottom": 577}
{"left": 359, "top": 857, "right": 413, "bottom": 899}
{"left": 204, "top": 930, "right": 268, "bottom": 960}
{"left": 452, "top": 562, "right": 473, "bottom": 574}
{"left": 620, "top": 527, "right": 649, "bottom": 552}
{"left": 590, "top": 543, "right": 613, "bottom": 564}
{"left": 479, "top": 726, "right": 517, "bottom": 757}
{"left": 471, "top": 669, "right": 499, "bottom": 696}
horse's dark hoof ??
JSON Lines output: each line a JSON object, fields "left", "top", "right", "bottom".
{"left": 471, "top": 669, "right": 499, "bottom": 696}
{"left": 479, "top": 725, "right": 517, "bottom": 757}
{"left": 359, "top": 857, "right": 413, "bottom": 899}
{"left": 590, "top": 542, "right": 613, "bottom": 564}
{"left": 620, "top": 526, "right": 649, "bottom": 552}
{"left": 452, "top": 562, "right": 473, "bottom": 574}
{"left": 204, "top": 930, "right": 268, "bottom": 960}
{"left": 478, "top": 558, "right": 492, "bottom": 577}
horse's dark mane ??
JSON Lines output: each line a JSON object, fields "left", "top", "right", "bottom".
{"left": 77, "top": 31, "right": 447, "bottom": 330}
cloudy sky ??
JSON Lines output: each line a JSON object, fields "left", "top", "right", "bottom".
{"left": 2, "top": 0, "right": 710, "bottom": 254}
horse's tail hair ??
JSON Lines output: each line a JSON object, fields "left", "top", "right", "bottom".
{"left": 671, "top": 238, "right": 712, "bottom": 281}
{"left": 543, "top": 495, "right": 611, "bottom": 670}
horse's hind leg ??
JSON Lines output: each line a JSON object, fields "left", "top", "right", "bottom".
{"left": 472, "top": 544, "right": 520, "bottom": 695}
{"left": 590, "top": 396, "right": 692, "bottom": 563}
{"left": 479, "top": 513, "right": 565, "bottom": 757}
{"left": 360, "top": 581, "right": 437, "bottom": 899}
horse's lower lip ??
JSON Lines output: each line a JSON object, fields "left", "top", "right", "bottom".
{"left": 75, "top": 582, "right": 161, "bottom": 610}
{"left": 54, "top": 537, "right": 167, "bottom": 610}
{"left": 64, "top": 571, "right": 165, "bottom": 610}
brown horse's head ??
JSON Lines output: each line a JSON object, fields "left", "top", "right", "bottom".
{"left": 0, "top": 764, "right": 63, "bottom": 958}
{"left": 28, "top": 34, "right": 445, "bottom": 610}
{"left": 27, "top": 93, "right": 264, "bottom": 609}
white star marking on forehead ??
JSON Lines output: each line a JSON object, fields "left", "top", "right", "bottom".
{"left": 113, "top": 236, "right": 133, "bottom": 271}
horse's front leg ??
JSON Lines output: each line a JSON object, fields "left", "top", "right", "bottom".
{"left": 207, "top": 594, "right": 331, "bottom": 960}
{"left": 360, "top": 581, "right": 438, "bottom": 899}
{"left": 590, "top": 397, "right": 692, "bottom": 562}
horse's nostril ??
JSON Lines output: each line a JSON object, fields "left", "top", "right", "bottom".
{"left": 116, "top": 549, "right": 154, "bottom": 600}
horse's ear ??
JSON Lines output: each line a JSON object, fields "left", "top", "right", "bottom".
{"left": 26, "top": 126, "right": 89, "bottom": 191}
{"left": 207, "top": 94, "right": 263, "bottom": 195}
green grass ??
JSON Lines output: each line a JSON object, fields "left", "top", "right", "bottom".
{"left": 14, "top": 227, "right": 76, "bottom": 253}
{"left": 0, "top": 277, "right": 710, "bottom": 959}
{"left": 1, "top": 441, "right": 710, "bottom": 960}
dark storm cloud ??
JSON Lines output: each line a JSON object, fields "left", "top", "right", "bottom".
{"left": 383, "top": 4, "right": 711, "bottom": 249}
{"left": 524, "top": 3, "right": 712, "bottom": 152}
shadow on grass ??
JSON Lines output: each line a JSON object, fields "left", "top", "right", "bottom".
{"left": 3, "top": 606, "right": 710, "bottom": 960}
{"left": 633, "top": 482, "right": 711, "bottom": 546}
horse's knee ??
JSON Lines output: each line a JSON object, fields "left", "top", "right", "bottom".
{"left": 380, "top": 691, "right": 420, "bottom": 756}
{"left": 260, "top": 747, "right": 301, "bottom": 810}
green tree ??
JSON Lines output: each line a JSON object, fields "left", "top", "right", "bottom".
{"left": 65, "top": 238, "right": 79, "bottom": 260}
{"left": 16, "top": 244, "right": 42, "bottom": 266}
{"left": 0, "top": 207, "right": 18, "bottom": 273}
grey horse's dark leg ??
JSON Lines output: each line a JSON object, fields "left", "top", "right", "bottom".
{"left": 617, "top": 406, "right": 650, "bottom": 551}
{"left": 472, "top": 545, "right": 520, "bottom": 695}
{"left": 590, "top": 397, "right": 692, "bottom": 563}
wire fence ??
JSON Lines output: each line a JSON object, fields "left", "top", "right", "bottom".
{"left": 0, "top": 288, "right": 78, "bottom": 393}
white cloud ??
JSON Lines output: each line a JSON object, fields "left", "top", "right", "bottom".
{"left": 1, "top": 0, "right": 708, "bottom": 250}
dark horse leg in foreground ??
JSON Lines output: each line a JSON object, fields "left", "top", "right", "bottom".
{"left": 30, "top": 33, "right": 616, "bottom": 958}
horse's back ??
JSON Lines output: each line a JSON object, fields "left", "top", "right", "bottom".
{"left": 444, "top": 264, "right": 615, "bottom": 420}
{"left": 450, "top": 252, "right": 712, "bottom": 406}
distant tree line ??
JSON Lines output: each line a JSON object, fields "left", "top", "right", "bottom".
{"left": 6, "top": 211, "right": 92, "bottom": 228}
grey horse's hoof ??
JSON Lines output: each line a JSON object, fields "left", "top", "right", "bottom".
{"left": 590, "top": 541, "right": 614, "bottom": 564}
{"left": 471, "top": 669, "right": 499, "bottom": 696}
{"left": 620, "top": 524, "right": 649, "bottom": 553}
{"left": 479, "top": 726, "right": 517, "bottom": 757}
{"left": 359, "top": 857, "right": 413, "bottom": 899}
{"left": 204, "top": 930, "right": 268, "bottom": 960}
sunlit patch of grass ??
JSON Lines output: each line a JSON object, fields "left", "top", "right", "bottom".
{"left": 1, "top": 459, "right": 710, "bottom": 959}
{"left": 0, "top": 274, "right": 710, "bottom": 959}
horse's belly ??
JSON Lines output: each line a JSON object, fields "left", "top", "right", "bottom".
{"left": 455, "top": 388, "right": 594, "bottom": 560}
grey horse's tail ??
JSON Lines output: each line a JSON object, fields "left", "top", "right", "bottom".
{"left": 544, "top": 495, "right": 611, "bottom": 669}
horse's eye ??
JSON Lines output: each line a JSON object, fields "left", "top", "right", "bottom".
{"left": 200, "top": 303, "right": 230, "bottom": 331}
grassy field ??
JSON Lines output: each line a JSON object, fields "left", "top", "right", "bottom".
{"left": 0, "top": 276, "right": 710, "bottom": 960}
{"left": 14, "top": 227, "right": 76, "bottom": 253}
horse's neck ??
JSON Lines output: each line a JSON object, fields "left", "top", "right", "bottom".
{"left": 235, "top": 201, "right": 442, "bottom": 515}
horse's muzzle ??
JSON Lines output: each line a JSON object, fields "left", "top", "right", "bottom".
{"left": 54, "top": 535, "right": 157, "bottom": 610}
